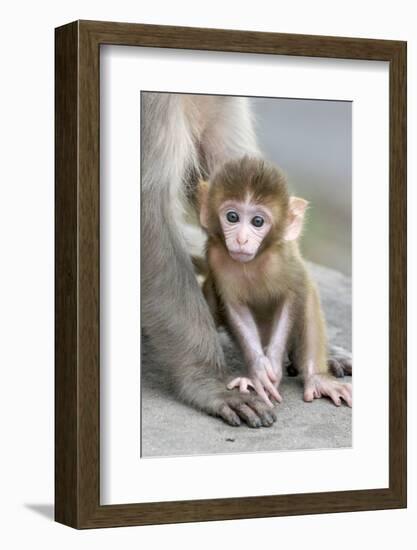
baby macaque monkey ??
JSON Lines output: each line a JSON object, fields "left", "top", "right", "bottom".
{"left": 198, "top": 156, "right": 352, "bottom": 409}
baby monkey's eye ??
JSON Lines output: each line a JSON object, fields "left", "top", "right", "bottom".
{"left": 226, "top": 211, "right": 239, "bottom": 223}
{"left": 251, "top": 216, "right": 265, "bottom": 228}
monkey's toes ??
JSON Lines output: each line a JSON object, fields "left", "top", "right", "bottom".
{"left": 340, "top": 358, "right": 352, "bottom": 376}
{"left": 328, "top": 359, "right": 345, "bottom": 378}
{"left": 246, "top": 396, "right": 277, "bottom": 427}
{"left": 259, "top": 410, "right": 275, "bottom": 427}
{"left": 328, "top": 347, "right": 352, "bottom": 377}
{"left": 234, "top": 403, "right": 263, "bottom": 428}
{"left": 219, "top": 393, "right": 277, "bottom": 428}
{"left": 218, "top": 403, "right": 241, "bottom": 426}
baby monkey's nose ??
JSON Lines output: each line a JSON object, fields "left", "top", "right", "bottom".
{"left": 237, "top": 233, "right": 248, "bottom": 245}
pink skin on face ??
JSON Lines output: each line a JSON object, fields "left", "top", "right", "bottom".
{"left": 219, "top": 198, "right": 273, "bottom": 263}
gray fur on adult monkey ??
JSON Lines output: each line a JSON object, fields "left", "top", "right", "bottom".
{"left": 141, "top": 93, "right": 275, "bottom": 427}
{"left": 141, "top": 92, "right": 351, "bottom": 428}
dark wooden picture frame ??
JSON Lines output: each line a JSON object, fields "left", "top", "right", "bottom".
{"left": 55, "top": 20, "right": 407, "bottom": 529}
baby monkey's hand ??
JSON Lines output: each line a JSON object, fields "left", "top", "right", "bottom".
{"left": 227, "top": 355, "right": 282, "bottom": 408}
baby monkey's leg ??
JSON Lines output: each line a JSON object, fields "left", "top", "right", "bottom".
{"left": 298, "top": 286, "right": 352, "bottom": 407}
{"left": 225, "top": 303, "right": 282, "bottom": 407}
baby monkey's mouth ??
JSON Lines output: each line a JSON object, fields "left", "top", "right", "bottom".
{"left": 229, "top": 250, "right": 255, "bottom": 263}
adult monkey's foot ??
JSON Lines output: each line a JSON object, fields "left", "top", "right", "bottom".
{"left": 216, "top": 390, "right": 277, "bottom": 428}
{"left": 328, "top": 345, "right": 352, "bottom": 378}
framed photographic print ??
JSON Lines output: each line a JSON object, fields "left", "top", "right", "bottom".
{"left": 55, "top": 20, "right": 406, "bottom": 528}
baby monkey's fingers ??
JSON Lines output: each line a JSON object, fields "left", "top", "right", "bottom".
{"left": 253, "top": 379, "right": 274, "bottom": 408}
{"left": 252, "top": 370, "right": 282, "bottom": 406}
{"left": 263, "top": 379, "right": 282, "bottom": 404}
{"left": 265, "top": 362, "right": 278, "bottom": 384}
{"left": 267, "top": 384, "right": 283, "bottom": 404}
{"left": 254, "top": 355, "right": 277, "bottom": 383}
{"left": 304, "top": 374, "right": 352, "bottom": 408}
{"left": 227, "top": 377, "right": 255, "bottom": 394}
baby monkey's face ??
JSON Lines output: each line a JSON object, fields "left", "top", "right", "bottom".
{"left": 219, "top": 198, "right": 273, "bottom": 263}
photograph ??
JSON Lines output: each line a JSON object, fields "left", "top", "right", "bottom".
{"left": 140, "top": 92, "right": 352, "bottom": 458}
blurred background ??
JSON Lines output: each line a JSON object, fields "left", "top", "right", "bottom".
{"left": 251, "top": 97, "right": 352, "bottom": 275}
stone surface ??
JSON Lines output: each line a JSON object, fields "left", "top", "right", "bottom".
{"left": 141, "top": 262, "right": 352, "bottom": 458}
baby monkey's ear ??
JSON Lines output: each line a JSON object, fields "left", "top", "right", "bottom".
{"left": 197, "top": 179, "right": 210, "bottom": 229}
{"left": 284, "top": 196, "right": 309, "bottom": 241}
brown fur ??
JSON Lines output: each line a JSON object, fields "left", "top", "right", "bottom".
{"left": 199, "top": 156, "right": 329, "bottom": 378}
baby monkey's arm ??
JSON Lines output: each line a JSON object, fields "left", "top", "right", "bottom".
{"left": 225, "top": 302, "right": 282, "bottom": 407}
{"left": 300, "top": 286, "right": 352, "bottom": 407}
{"left": 265, "top": 299, "right": 293, "bottom": 389}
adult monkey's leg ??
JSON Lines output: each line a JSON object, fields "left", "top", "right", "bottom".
{"left": 141, "top": 93, "right": 275, "bottom": 428}
{"left": 199, "top": 96, "right": 260, "bottom": 174}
